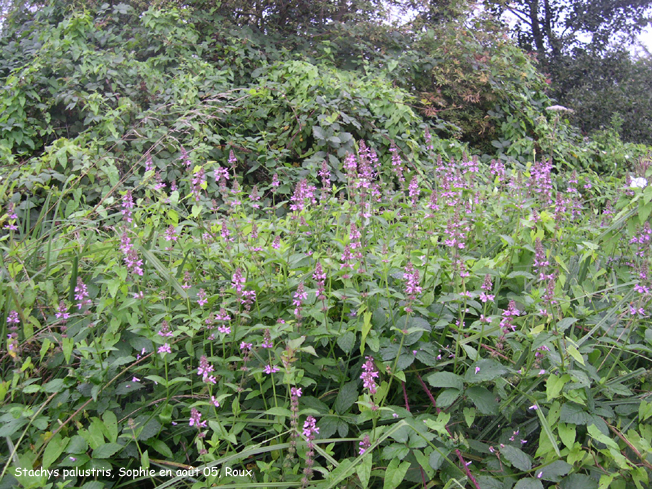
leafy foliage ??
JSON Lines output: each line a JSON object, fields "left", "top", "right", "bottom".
{"left": 2, "top": 2, "right": 652, "bottom": 489}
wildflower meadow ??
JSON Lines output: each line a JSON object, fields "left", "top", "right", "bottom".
{"left": 2, "top": 2, "right": 652, "bottom": 489}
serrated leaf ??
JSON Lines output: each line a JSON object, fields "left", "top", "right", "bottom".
{"left": 426, "top": 371, "right": 463, "bottom": 391}
{"left": 436, "top": 388, "right": 461, "bottom": 408}
{"left": 465, "top": 359, "right": 510, "bottom": 383}
{"left": 266, "top": 407, "right": 293, "bottom": 417}
{"left": 560, "top": 403, "right": 593, "bottom": 425}
{"left": 559, "top": 474, "right": 598, "bottom": 489}
{"left": 139, "top": 247, "right": 187, "bottom": 299}
{"left": 500, "top": 445, "right": 532, "bottom": 471}
{"left": 313, "top": 126, "right": 326, "bottom": 141}
{"left": 43, "top": 434, "right": 68, "bottom": 469}
{"left": 335, "top": 381, "right": 358, "bottom": 414}
{"left": 466, "top": 386, "right": 499, "bottom": 415}
{"left": 317, "top": 416, "right": 339, "bottom": 439}
{"left": 381, "top": 444, "right": 410, "bottom": 460}
{"left": 556, "top": 317, "right": 578, "bottom": 331}
{"left": 337, "top": 331, "right": 356, "bottom": 354}
{"left": 476, "top": 476, "right": 503, "bottom": 489}
{"left": 43, "top": 379, "right": 64, "bottom": 393}
{"left": 65, "top": 435, "right": 88, "bottom": 454}
{"left": 538, "top": 460, "right": 572, "bottom": 482}
{"left": 136, "top": 418, "right": 161, "bottom": 441}
{"left": 587, "top": 424, "right": 619, "bottom": 449}
{"left": 147, "top": 439, "right": 173, "bottom": 458}
{"left": 92, "top": 442, "right": 123, "bottom": 459}
{"left": 514, "top": 479, "right": 544, "bottom": 489}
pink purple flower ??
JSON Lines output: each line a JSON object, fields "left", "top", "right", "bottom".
{"left": 360, "top": 356, "right": 379, "bottom": 394}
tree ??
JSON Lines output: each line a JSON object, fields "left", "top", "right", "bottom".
{"left": 487, "top": 0, "right": 652, "bottom": 62}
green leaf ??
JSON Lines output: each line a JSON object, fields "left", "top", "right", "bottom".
{"left": 335, "top": 380, "right": 358, "bottom": 414}
{"left": 384, "top": 458, "right": 410, "bottom": 489}
{"left": 429, "top": 449, "right": 449, "bottom": 470}
{"left": 317, "top": 416, "right": 339, "bottom": 439}
{"left": 556, "top": 317, "right": 578, "bottom": 331}
{"left": 62, "top": 337, "right": 74, "bottom": 364}
{"left": 466, "top": 386, "right": 499, "bottom": 415}
{"left": 566, "top": 345, "right": 585, "bottom": 365}
{"left": 500, "top": 445, "right": 532, "bottom": 471}
{"left": 560, "top": 403, "right": 593, "bottom": 425}
{"left": 43, "top": 434, "right": 68, "bottom": 469}
{"left": 102, "top": 411, "right": 118, "bottom": 443}
{"left": 139, "top": 247, "right": 188, "bottom": 299}
{"left": 587, "top": 424, "right": 619, "bottom": 449}
{"left": 65, "top": 436, "right": 88, "bottom": 454}
{"left": 546, "top": 374, "right": 570, "bottom": 401}
{"left": 535, "top": 406, "right": 561, "bottom": 457}
{"left": 514, "top": 479, "right": 544, "bottom": 489}
{"left": 360, "top": 311, "right": 372, "bottom": 356}
{"left": 141, "top": 449, "right": 150, "bottom": 470}
{"left": 357, "top": 453, "right": 372, "bottom": 489}
{"left": 426, "top": 371, "right": 464, "bottom": 391}
{"left": 313, "top": 126, "right": 326, "bottom": 141}
{"left": 136, "top": 418, "right": 161, "bottom": 441}
{"left": 639, "top": 202, "right": 652, "bottom": 223}
{"left": 465, "top": 359, "right": 510, "bottom": 383}
{"left": 538, "top": 460, "right": 572, "bottom": 482}
{"left": 639, "top": 400, "right": 652, "bottom": 422}
{"left": 436, "top": 388, "right": 461, "bottom": 408}
{"left": 476, "top": 476, "right": 503, "bottom": 489}
{"left": 87, "top": 418, "right": 105, "bottom": 449}
{"left": 558, "top": 422, "right": 576, "bottom": 449}
{"left": 266, "top": 407, "right": 293, "bottom": 417}
{"left": 463, "top": 407, "right": 476, "bottom": 428}
{"left": 337, "top": 331, "right": 356, "bottom": 354}
{"left": 92, "top": 442, "right": 123, "bottom": 459}
{"left": 559, "top": 474, "right": 598, "bottom": 489}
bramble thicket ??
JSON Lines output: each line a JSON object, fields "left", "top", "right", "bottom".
{"left": 2, "top": 1, "right": 652, "bottom": 488}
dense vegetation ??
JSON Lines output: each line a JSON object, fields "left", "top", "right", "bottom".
{"left": 1, "top": 1, "right": 652, "bottom": 488}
